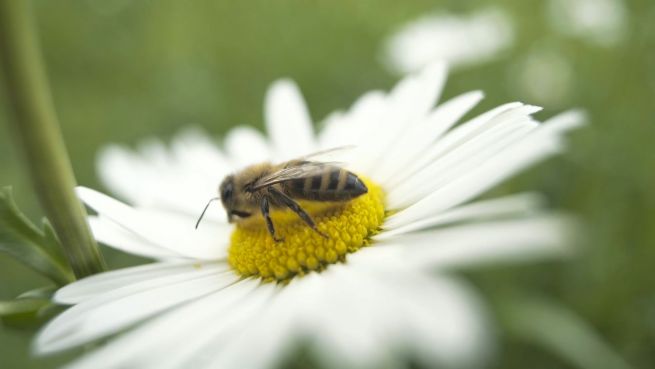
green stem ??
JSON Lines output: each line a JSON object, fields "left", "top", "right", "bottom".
{"left": 0, "top": 0, "right": 106, "bottom": 278}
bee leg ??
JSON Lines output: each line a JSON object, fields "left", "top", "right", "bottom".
{"left": 269, "top": 188, "right": 328, "bottom": 239}
{"left": 260, "top": 197, "right": 283, "bottom": 242}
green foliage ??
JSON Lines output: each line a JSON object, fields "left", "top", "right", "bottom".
{"left": 0, "top": 298, "right": 52, "bottom": 329}
{"left": 0, "top": 187, "right": 70, "bottom": 328}
{"left": 0, "top": 286, "right": 62, "bottom": 329}
{"left": 0, "top": 187, "right": 74, "bottom": 286}
{"left": 499, "top": 295, "right": 632, "bottom": 369}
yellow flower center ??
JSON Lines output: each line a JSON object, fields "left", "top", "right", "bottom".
{"left": 228, "top": 179, "right": 385, "bottom": 281}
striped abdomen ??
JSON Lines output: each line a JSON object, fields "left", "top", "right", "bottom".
{"left": 285, "top": 166, "right": 368, "bottom": 202}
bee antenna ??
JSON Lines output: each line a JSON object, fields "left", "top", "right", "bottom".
{"left": 195, "top": 197, "right": 220, "bottom": 229}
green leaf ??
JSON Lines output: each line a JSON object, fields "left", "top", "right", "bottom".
{"left": 0, "top": 298, "right": 50, "bottom": 316}
{"left": 0, "top": 187, "right": 74, "bottom": 285}
{"left": 0, "top": 298, "right": 53, "bottom": 329}
{"left": 16, "top": 286, "right": 57, "bottom": 300}
{"left": 41, "top": 218, "right": 70, "bottom": 267}
{"left": 501, "top": 296, "right": 632, "bottom": 369}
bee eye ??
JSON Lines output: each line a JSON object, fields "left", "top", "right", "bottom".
{"left": 221, "top": 181, "right": 233, "bottom": 200}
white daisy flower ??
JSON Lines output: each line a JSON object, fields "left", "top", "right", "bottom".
{"left": 383, "top": 8, "right": 514, "bottom": 74}
{"left": 35, "top": 63, "right": 583, "bottom": 369}
{"left": 547, "top": 0, "right": 628, "bottom": 47}
{"left": 510, "top": 46, "right": 575, "bottom": 107}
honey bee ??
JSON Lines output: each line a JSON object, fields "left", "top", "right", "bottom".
{"left": 196, "top": 148, "right": 368, "bottom": 242}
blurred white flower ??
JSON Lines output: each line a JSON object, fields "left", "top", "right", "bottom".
{"left": 548, "top": 0, "right": 628, "bottom": 47}
{"left": 510, "top": 47, "right": 575, "bottom": 107}
{"left": 383, "top": 8, "right": 514, "bottom": 74}
{"left": 35, "top": 63, "right": 583, "bottom": 369}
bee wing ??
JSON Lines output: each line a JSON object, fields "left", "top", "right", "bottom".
{"left": 252, "top": 161, "right": 341, "bottom": 190}
{"left": 298, "top": 145, "right": 356, "bottom": 162}
{"left": 252, "top": 146, "right": 356, "bottom": 190}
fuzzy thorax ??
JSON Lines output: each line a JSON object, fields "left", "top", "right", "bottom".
{"left": 228, "top": 179, "right": 385, "bottom": 281}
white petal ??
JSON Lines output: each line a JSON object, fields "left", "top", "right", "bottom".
{"left": 224, "top": 126, "right": 271, "bottom": 168}
{"left": 380, "top": 272, "right": 493, "bottom": 368}
{"left": 166, "top": 129, "right": 234, "bottom": 221}
{"left": 88, "top": 216, "right": 180, "bottom": 260}
{"left": 62, "top": 279, "right": 273, "bottom": 369}
{"left": 378, "top": 192, "right": 544, "bottom": 239}
{"left": 201, "top": 283, "right": 299, "bottom": 369}
{"left": 389, "top": 61, "right": 448, "bottom": 117}
{"left": 374, "top": 90, "right": 484, "bottom": 187}
{"left": 302, "top": 266, "right": 492, "bottom": 368}
{"left": 388, "top": 103, "right": 537, "bottom": 195}
{"left": 317, "top": 91, "right": 386, "bottom": 150}
{"left": 265, "top": 79, "right": 315, "bottom": 160}
{"left": 77, "top": 187, "right": 230, "bottom": 260}
{"left": 385, "top": 112, "right": 583, "bottom": 227}
{"left": 354, "top": 63, "right": 447, "bottom": 176}
{"left": 96, "top": 144, "right": 151, "bottom": 205}
{"left": 55, "top": 260, "right": 218, "bottom": 304}
{"left": 385, "top": 100, "right": 519, "bottom": 190}
{"left": 439, "top": 102, "right": 531, "bottom": 150}
{"left": 137, "top": 279, "right": 313, "bottom": 369}
{"left": 303, "top": 267, "right": 404, "bottom": 369}
{"left": 360, "top": 215, "right": 577, "bottom": 270}
{"left": 542, "top": 108, "right": 587, "bottom": 130}
{"left": 170, "top": 128, "right": 233, "bottom": 179}
{"left": 97, "top": 131, "right": 231, "bottom": 218}
{"left": 386, "top": 114, "right": 537, "bottom": 210}
{"left": 36, "top": 265, "right": 236, "bottom": 354}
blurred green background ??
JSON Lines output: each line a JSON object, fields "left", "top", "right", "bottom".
{"left": 1, "top": 0, "right": 653, "bottom": 368}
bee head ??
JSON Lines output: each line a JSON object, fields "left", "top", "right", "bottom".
{"left": 217, "top": 175, "right": 251, "bottom": 223}
{"left": 196, "top": 174, "right": 256, "bottom": 229}
{"left": 219, "top": 175, "right": 236, "bottom": 221}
